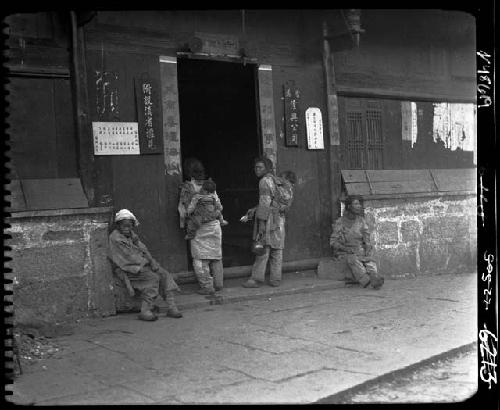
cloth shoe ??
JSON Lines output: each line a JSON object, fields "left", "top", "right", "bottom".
{"left": 269, "top": 280, "right": 281, "bottom": 287}
{"left": 138, "top": 311, "right": 158, "bottom": 321}
{"left": 242, "top": 279, "right": 260, "bottom": 288}
{"left": 166, "top": 308, "right": 183, "bottom": 318}
{"left": 371, "top": 276, "right": 385, "bottom": 290}
{"left": 214, "top": 286, "right": 223, "bottom": 291}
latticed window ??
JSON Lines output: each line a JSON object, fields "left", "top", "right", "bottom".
{"left": 343, "top": 100, "right": 384, "bottom": 169}
{"left": 346, "top": 112, "right": 364, "bottom": 168}
{"left": 366, "top": 110, "right": 383, "bottom": 169}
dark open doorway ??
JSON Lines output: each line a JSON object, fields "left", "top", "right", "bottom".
{"left": 177, "top": 58, "right": 261, "bottom": 267}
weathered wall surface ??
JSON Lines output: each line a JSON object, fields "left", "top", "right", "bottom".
{"left": 334, "top": 10, "right": 476, "bottom": 101}
{"left": 272, "top": 63, "right": 332, "bottom": 261}
{"left": 81, "top": 10, "right": 331, "bottom": 267}
{"left": 362, "top": 195, "right": 477, "bottom": 277}
{"left": 5, "top": 210, "right": 116, "bottom": 326}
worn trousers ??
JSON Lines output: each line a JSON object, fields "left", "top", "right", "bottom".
{"left": 344, "top": 254, "right": 381, "bottom": 287}
{"left": 250, "top": 246, "right": 283, "bottom": 283}
{"left": 117, "top": 266, "right": 179, "bottom": 310}
{"left": 192, "top": 258, "right": 223, "bottom": 290}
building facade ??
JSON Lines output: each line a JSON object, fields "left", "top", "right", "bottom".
{"left": 5, "top": 9, "right": 477, "bottom": 324}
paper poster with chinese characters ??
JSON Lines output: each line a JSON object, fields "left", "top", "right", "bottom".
{"left": 92, "top": 122, "right": 140, "bottom": 155}
{"left": 305, "top": 107, "right": 324, "bottom": 150}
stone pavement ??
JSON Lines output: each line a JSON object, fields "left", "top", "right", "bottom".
{"left": 8, "top": 271, "right": 477, "bottom": 404}
{"left": 333, "top": 343, "right": 477, "bottom": 403}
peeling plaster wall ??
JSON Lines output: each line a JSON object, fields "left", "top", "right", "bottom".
{"left": 5, "top": 210, "right": 116, "bottom": 326}
{"left": 360, "top": 195, "right": 477, "bottom": 278}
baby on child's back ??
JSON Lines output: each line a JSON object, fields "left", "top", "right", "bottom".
{"left": 185, "top": 179, "right": 228, "bottom": 240}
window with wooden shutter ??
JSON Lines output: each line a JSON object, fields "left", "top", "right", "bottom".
{"left": 342, "top": 99, "right": 384, "bottom": 169}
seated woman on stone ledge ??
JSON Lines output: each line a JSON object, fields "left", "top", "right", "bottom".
{"left": 329, "top": 195, "right": 384, "bottom": 290}
{"left": 108, "top": 209, "right": 183, "bottom": 321}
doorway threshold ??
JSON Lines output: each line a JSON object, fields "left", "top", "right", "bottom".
{"left": 175, "top": 258, "right": 322, "bottom": 285}
{"left": 170, "top": 270, "right": 345, "bottom": 312}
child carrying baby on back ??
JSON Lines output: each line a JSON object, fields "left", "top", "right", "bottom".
{"left": 185, "top": 179, "right": 228, "bottom": 240}
{"left": 241, "top": 169, "right": 297, "bottom": 239}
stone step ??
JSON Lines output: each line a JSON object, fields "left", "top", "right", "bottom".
{"left": 117, "top": 270, "right": 348, "bottom": 314}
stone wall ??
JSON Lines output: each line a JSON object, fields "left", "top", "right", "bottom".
{"left": 5, "top": 208, "right": 116, "bottom": 326}
{"left": 361, "top": 195, "right": 477, "bottom": 278}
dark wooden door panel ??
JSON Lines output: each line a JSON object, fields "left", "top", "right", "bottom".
{"left": 7, "top": 78, "right": 59, "bottom": 179}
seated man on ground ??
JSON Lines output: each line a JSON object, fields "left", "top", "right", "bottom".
{"left": 329, "top": 195, "right": 384, "bottom": 290}
{"left": 108, "top": 209, "right": 183, "bottom": 321}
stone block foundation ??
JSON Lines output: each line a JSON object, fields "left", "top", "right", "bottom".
{"left": 5, "top": 208, "right": 116, "bottom": 326}
{"left": 364, "top": 194, "right": 476, "bottom": 278}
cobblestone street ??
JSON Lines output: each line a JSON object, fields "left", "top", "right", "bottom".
{"left": 9, "top": 273, "right": 476, "bottom": 404}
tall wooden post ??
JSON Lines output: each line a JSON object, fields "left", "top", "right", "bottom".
{"left": 70, "top": 11, "right": 95, "bottom": 205}
{"left": 322, "top": 20, "right": 342, "bottom": 223}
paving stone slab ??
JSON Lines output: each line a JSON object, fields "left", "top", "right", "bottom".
{"left": 38, "top": 385, "right": 155, "bottom": 405}
{"left": 10, "top": 369, "right": 108, "bottom": 404}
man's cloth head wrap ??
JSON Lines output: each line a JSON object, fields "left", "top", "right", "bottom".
{"left": 115, "top": 209, "right": 139, "bottom": 225}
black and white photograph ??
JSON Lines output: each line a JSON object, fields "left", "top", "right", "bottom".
{"left": 2, "top": 6, "right": 497, "bottom": 405}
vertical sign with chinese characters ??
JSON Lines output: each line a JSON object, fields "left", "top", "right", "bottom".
{"left": 305, "top": 107, "right": 324, "bottom": 150}
{"left": 283, "top": 81, "right": 300, "bottom": 147}
{"left": 401, "top": 101, "right": 412, "bottom": 142}
{"left": 135, "top": 74, "right": 162, "bottom": 154}
{"left": 258, "top": 65, "right": 278, "bottom": 168}
{"left": 92, "top": 122, "right": 140, "bottom": 155}
{"left": 95, "top": 71, "right": 119, "bottom": 120}
{"left": 327, "top": 94, "right": 341, "bottom": 146}
{"left": 159, "top": 56, "right": 181, "bottom": 176}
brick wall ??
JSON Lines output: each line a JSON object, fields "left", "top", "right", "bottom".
{"left": 360, "top": 195, "right": 477, "bottom": 278}
{"left": 5, "top": 208, "right": 116, "bottom": 326}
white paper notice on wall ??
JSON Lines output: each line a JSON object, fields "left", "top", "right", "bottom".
{"left": 92, "top": 122, "right": 140, "bottom": 155}
{"left": 305, "top": 107, "right": 324, "bottom": 150}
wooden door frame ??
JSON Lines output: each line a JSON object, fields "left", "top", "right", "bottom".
{"left": 160, "top": 53, "right": 278, "bottom": 180}
{"left": 158, "top": 53, "right": 278, "bottom": 270}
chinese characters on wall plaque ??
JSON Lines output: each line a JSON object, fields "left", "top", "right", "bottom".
{"left": 305, "top": 107, "right": 324, "bottom": 150}
{"left": 283, "top": 81, "right": 300, "bottom": 147}
{"left": 135, "top": 74, "right": 163, "bottom": 154}
{"left": 92, "top": 122, "right": 140, "bottom": 155}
